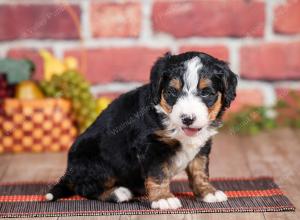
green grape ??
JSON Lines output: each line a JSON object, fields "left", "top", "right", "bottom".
{"left": 39, "top": 70, "right": 98, "bottom": 133}
{"left": 79, "top": 82, "right": 89, "bottom": 90}
{"left": 71, "top": 89, "right": 80, "bottom": 98}
{"left": 80, "top": 108, "right": 89, "bottom": 117}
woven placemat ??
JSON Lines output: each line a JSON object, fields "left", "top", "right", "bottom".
{"left": 0, "top": 177, "right": 295, "bottom": 218}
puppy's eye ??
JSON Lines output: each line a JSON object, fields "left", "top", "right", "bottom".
{"left": 166, "top": 87, "right": 178, "bottom": 97}
{"left": 200, "top": 88, "right": 214, "bottom": 98}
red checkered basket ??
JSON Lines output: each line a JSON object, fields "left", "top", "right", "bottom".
{"left": 0, "top": 99, "right": 77, "bottom": 154}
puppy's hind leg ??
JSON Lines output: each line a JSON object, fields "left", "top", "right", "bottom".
{"left": 45, "top": 178, "right": 75, "bottom": 201}
{"left": 99, "top": 187, "right": 133, "bottom": 203}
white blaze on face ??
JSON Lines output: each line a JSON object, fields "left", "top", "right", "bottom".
{"left": 183, "top": 57, "right": 202, "bottom": 93}
{"left": 169, "top": 57, "right": 209, "bottom": 130}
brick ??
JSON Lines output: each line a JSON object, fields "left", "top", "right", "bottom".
{"left": 230, "top": 89, "right": 264, "bottom": 113}
{"left": 240, "top": 42, "right": 300, "bottom": 80}
{"left": 64, "top": 47, "right": 168, "bottom": 84}
{"left": 274, "top": 0, "right": 300, "bottom": 34}
{"left": 275, "top": 88, "right": 295, "bottom": 100}
{"left": 0, "top": 5, "right": 80, "bottom": 40}
{"left": 7, "top": 49, "right": 49, "bottom": 81}
{"left": 91, "top": 2, "right": 141, "bottom": 38}
{"left": 152, "top": 0, "right": 265, "bottom": 38}
{"left": 179, "top": 45, "right": 229, "bottom": 61}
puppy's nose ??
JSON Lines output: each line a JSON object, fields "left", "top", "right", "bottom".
{"left": 181, "top": 114, "right": 196, "bottom": 126}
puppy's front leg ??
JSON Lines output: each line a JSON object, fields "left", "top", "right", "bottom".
{"left": 145, "top": 169, "right": 182, "bottom": 209}
{"left": 186, "top": 154, "right": 227, "bottom": 203}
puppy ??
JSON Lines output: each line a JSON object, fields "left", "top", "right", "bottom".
{"left": 46, "top": 51, "right": 238, "bottom": 210}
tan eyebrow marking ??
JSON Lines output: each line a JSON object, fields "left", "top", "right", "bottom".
{"left": 198, "top": 78, "right": 212, "bottom": 89}
{"left": 160, "top": 91, "right": 172, "bottom": 113}
{"left": 208, "top": 92, "right": 222, "bottom": 120}
{"left": 169, "top": 78, "right": 182, "bottom": 90}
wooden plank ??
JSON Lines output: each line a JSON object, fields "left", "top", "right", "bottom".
{"left": 132, "top": 213, "right": 266, "bottom": 220}
{"left": 0, "top": 152, "right": 67, "bottom": 182}
{"left": 292, "top": 129, "right": 300, "bottom": 142}
{"left": 58, "top": 213, "right": 266, "bottom": 220}
{"left": 0, "top": 154, "right": 13, "bottom": 181}
{"left": 59, "top": 216, "right": 127, "bottom": 220}
{"left": 7, "top": 218, "right": 58, "bottom": 220}
{"left": 241, "top": 129, "right": 299, "bottom": 220}
{"left": 210, "top": 132, "right": 253, "bottom": 177}
{"left": 0, "top": 153, "right": 64, "bottom": 220}
{"left": 195, "top": 213, "right": 265, "bottom": 220}
{"left": 263, "top": 129, "right": 300, "bottom": 220}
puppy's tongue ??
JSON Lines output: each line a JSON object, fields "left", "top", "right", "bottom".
{"left": 182, "top": 127, "right": 200, "bottom": 136}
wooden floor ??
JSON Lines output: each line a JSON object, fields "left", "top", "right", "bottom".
{"left": 0, "top": 128, "right": 299, "bottom": 220}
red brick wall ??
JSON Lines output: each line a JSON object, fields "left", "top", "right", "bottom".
{"left": 1, "top": 0, "right": 300, "bottom": 111}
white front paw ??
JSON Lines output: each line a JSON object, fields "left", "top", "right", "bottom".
{"left": 202, "top": 190, "right": 228, "bottom": 203}
{"left": 151, "top": 197, "right": 182, "bottom": 209}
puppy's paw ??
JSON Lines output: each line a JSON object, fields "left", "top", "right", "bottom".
{"left": 113, "top": 187, "right": 133, "bottom": 202}
{"left": 202, "top": 190, "right": 228, "bottom": 203}
{"left": 151, "top": 197, "right": 182, "bottom": 209}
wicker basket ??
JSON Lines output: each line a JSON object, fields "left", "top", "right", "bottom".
{"left": 0, "top": 98, "right": 77, "bottom": 154}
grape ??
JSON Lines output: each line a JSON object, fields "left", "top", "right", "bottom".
{"left": 39, "top": 71, "right": 98, "bottom": 133}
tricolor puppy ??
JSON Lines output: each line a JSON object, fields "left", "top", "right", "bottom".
{"left": 46, "top": 52, "right": 238, "bottom": 209}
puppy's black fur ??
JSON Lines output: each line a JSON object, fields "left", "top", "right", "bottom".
{"left": 47, "top": 52, "right": 237, "bottom": 202}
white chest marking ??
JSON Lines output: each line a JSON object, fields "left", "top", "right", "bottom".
{"left": 172, "top": 146, "right": 200, "bottom": 175}
{"left": 171, "top": 127, "right": 217, "bottom": 175}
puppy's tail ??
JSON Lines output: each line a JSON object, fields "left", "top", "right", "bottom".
{"left": 45, "top": 178, "right": 74, "bottom": 201}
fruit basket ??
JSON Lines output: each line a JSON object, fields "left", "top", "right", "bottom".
{"left": 0, "top": 98, "right": 77, "bottom": 154}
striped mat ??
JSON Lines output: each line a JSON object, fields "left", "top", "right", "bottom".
{"left": 0, "top": 177, "right": 295, "bottom": 218}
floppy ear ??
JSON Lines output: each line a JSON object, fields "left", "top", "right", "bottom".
{"left": 213, "top": 61, "right": 238, "bottom": 110}
{"left": 150, "top": 52, "right": 171, "bottom": 104}
{"left": 221, "top": 65, "right": 238, "bottom": 109}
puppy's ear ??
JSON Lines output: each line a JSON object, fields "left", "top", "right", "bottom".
{"left": 150, "top": 52, "right": 171, "bottom": 104}
{"left": 222, "top": 66, "right": 238, "bottom": 109}
{"left": 216, "top": 62, "right": 238, "bottom": 109}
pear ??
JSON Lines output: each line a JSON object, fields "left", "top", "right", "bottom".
{"left": 15, "top": 80, "right": 44, "bottom": 100}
